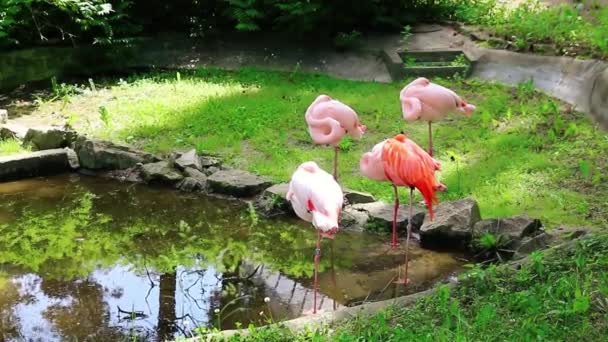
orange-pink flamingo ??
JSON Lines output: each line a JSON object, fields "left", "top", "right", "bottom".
{"left": 361, "top": 134, "right": 445, "bottom": 284}
{"left": 305, "top": 95, "right": 366, "bottom": 180}
{"left": 400, "top": 77, "right": 475, "bottom": 157}
{"left": 286, "top": 161, "right": 343, "bottom": 314}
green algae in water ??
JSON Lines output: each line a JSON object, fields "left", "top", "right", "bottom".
{"left": 0, "top": 174, "right": 463, "bottom": 341}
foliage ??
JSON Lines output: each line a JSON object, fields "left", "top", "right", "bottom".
{"left": 25, "top": 68, "right": 608, "bottom": 228}
{"left": 0, "top": 138, "right": 30, "bottom": 156}
{"left": 333, "top": 30, "right": 362, "bottom": 51}
{"left": 226, "top": 234, "right": 608, "bottom": 341}
{"left": 471, "top": 1, "right": 608, "bottom": 58}
{"left": 0, "top": 0, "right": 515, "bottom": 48}
{"left": 0, "top": 0, "right": 134, "bottom": 47}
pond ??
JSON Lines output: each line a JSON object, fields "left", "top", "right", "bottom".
{"left": 0, "top": 174, "right": 463, "bottom": 341}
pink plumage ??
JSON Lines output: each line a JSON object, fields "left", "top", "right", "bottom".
{"left": 305, "top": 95, "right": 366, "bottom": 180}
{"left": 287, "top": 161, "right": 344, "bottom": 314}
{"left": 287, "top": 161, "right": 343, "bottom": 239}
{"left": 400, "top": 77, "right": 475, "bottom": 122}
{"left": 400, "top": 77, "right": 475, "bottom": 157}
{"left": 305, "top": 95, "right": 366, "bottom": 145}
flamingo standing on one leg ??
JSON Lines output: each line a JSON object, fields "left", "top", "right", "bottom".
{"left": 286, "top": 161, "right": 343, "bottom": 314}
{"left": 361, "top": 134, "right": 445, "bottom": 284}
{"left": 305, "top": 95, "right": 366, "bottom": 180}
{"left": 400, "top": 77, "right": 476, "bottom": 157}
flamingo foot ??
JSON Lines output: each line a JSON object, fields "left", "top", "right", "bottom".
{"left": 303, "top": 308, "right": 327, "bottom": 316}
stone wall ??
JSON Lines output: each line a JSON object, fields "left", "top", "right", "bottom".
{"left": 0, "top": 42, "right": 146, "bottom": 92}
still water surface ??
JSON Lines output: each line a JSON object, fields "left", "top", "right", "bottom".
{"left": 0, "top": 174, "right": 463, "bottom": 341}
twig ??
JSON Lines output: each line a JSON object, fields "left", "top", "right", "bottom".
{"left": 117, "top": 306, "right": 147, "bottom": 319}
{"left": 28, "top": 5, "right": 47, "bottom": 41}
{"left": 244, "top": 264, "right": 262, "bottom": 280}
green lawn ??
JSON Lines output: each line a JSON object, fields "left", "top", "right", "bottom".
{"left": 203, "top": 233, "right": 608, "bottom": 341}
{"left": 30, "top": 67, "right": 608, "bottom": 228}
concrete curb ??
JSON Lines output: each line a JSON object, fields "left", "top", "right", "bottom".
{"left": 183, "top": 282, "right": 454, "bottom": 341}
{"left": 0, "top": 148, "right": 76, "bottom": 181}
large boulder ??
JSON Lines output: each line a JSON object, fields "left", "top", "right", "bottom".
{"left": 513, "top": 233, "right": 554, "bottom": 259}
{"left": 343, "top": 188, "right": 376, "bottom": 205}
{"left": 176, "top": 167, "right": 208, "bottom": 192}
{"left": 200, "top": 156, "right": 222, "bottom": 168}
{"left": 74, "top": 136, "right": 158, "bottom": 170}
{"left": 207, "top": 169, "right": 272, "bottom": 197}
{"left": 473, "top": 215, "right": 542, "bottom": 243}
{"left": 23, "top": 126, "right": 76, "bottom": 150}
{"left": 0, "top": 109, "right": 7, "bottom": 123}
{"left": 255, "top": 183, "right": 292, "bottom": 217}
{"left": 174, "top": 149, "right": 202, "bottom": 171}
{"left": 0, "top": 149, "right": 72, "bottom": 181}
{"left": 340, "top": 206, "right": 372, "bottom": 232}
{"left": 141, "top": 161, "right": 184, "bottom": 185}
{"left": 345, "top": 201, "right": 426, "bottom": 234}
{"left": 420, "top": 198, "right": 481, "bottom": 249}
{"left": 0, "top": 123, "right": 28, "bottom": 140}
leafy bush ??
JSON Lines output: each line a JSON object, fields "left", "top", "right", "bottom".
{"left": 0, "top": 0, "right": 135, "bottom": 47}
{"left": 0, "top": 0, "right": 501, "bottom": 48}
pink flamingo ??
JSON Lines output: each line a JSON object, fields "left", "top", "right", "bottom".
{"left": 286, "top": 161, "right": 343, "bottom": 314}
{"left": 305, "top": 95, "right": 366, "bottom": 180}
{"left": 361, "top": 134, "right": 445, "bottom": 284}
{"left": 400, "top": 77, "right": 476, "bottom": 156}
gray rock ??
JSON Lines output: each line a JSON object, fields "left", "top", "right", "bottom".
{"left": 514, "top": 233, "right": 554, "bottom": 258}
{"left": 23, "top": 126, "right": 76, "bottom": 150}
{"left": 184, "top": 167, "right": 208, "bottom": 182}
{"left": 207, "top": 169, "right": 272, "bottom": 197}
{"left": 0, "top": 123, "right": 28, "bottom": 140}
{"left": 553, "top": 225, "right": 590, "bottom": 240}
{"left": 0, "top": 109, "right": 7, "bottom": 123}
{"left": 179, "top": 167, "right": 207, "bottom": 192}
{"left": 255, "top": 183, "right": 291, "bottom": 217}
{"left": 74, "top": 136, "right": 158, "bottom": 170}
{"left": 0, "top": 149, "right": 72, "bottom": 181}
{"left": 420, "top": 198, "right": 481, "bottom": 248}
{"left": 203, "top": 166, "right": 221, "bottom": 176}
{"left": 350, "top": 201, "right": 426, "bottom": 234}
{"left": 343, "top": 188, "right": 375, "bottom": 205}
{"left": 341, "top": 206, "right": 371, "bottom": 231}
{"left": 175, "top": 149, "right": 202, "bottom": 171}
{"left": 65, "top": 148, "right": 80, "bottom": 169}
{"left": 141, "top": 161, "right": 184, "bottom": 185}
{"left": 177, "top": 177, "right": 206, "bottom": 192}
{"left": 200, "top": 156, "right": 222, "bottom": 168}
{"left": 473, "top": 215, "right": 542, "bottom": 243}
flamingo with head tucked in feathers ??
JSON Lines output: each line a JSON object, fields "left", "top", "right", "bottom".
{"left": 305, "top": 95, "right": 366, "bottom": 180}
{"left": 287, "top": 161, "right": 343, "bottom": 314}
{"left": 400, "top": 77, "right": 475, "bottom": 157}
{"left": 360, "top": 134, "right": 445, "bottom": 284}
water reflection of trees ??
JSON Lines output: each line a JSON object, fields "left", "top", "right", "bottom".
{"left": 0, "top": 189, "right": 362, "bottom": 340}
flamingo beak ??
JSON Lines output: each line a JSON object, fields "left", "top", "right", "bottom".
{"left": 320, "top": 227, "right": 338, "bottom": 239}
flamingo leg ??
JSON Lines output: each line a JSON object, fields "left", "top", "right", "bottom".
{"left": 330, "top": 240, "right": 337, "bottom": 311}
{"left": 402, "top": 187, "right": 414, "bottom": 285}
{"left": 313, "top": 230, "right": 321, "bottom": 314}
{"left": 428, "top": 121, "right": 433, "bottom": 157}
{"left": 333, "top": 146, "right": 339, "bottom": 181}
{"left": 391, "top": 184, "right": 400, "bottom": 249}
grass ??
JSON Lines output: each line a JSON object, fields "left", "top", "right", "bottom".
{"left": 0, "top": 139, "right": 29, "bottom": 156}
{"left": 205, "top": 233, "right": 608, "bottom": 341}
{"left": 461, "top": 0, "right": 608, "bottom": 58}
{"left": 19, "top": 67, "right": 608, "bottom": 228}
